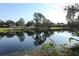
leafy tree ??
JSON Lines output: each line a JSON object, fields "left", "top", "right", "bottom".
{"left": 26, "top": 20, "right": 35, "bottom": 27}
{"left": 42, "top": 19, "right": 54, "bottom": 27}
{"left": 5, "top": 20, "right": 15, "bottom": 27}
{"left": 64, "top": 3, "right": 79, "bottom": 27}
{"left": 33, "top": 12, "right": 53, "bottom": 27}
{"left": 33, "top": 12, "right": 46, "bottom": 27}
{"left": 16, "top": 18, "right": 25, "bottom": 26}
{"left": 0, "top": 20, "right": 5, "bottom": 27}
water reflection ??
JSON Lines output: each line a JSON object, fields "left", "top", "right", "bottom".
{"left": 34, "top": 31, "right": 53, "bottom": 46}
{"left": 26, "top": 31, "right": 35, "bottom": 36}
{"left": 72, "top": 32, "right": 79, "bottom": 36}
{"left": 68, "top": 30, "right": 79, "bottom": 36}
{"left": 16, "top": 32, "right": 25, "bottom": 42}
{"left": 26, "top": 30, "right": 54, "bottom": 46}
{"left": 0, "top": 30, "right": 54, "bottom": 46}
{"left": 0, "top": 30, "right": 79, "bottom": 46}
{"left": 34, "top": 31, "right": 47, "bottom": 46}
{"left": 6, "top": 33, "right": 15, "bottom": 38}
{"left": 0, "top": 32, "right": 25, "bottom": 42}
{"left": 0, "top": 33, "right": 5, "bottom": 39}
{"left": 68, "top": 31, "right": 79, "bottom": 43}
{"left": 0, "top": 30, "right": 79, "bottom": 55}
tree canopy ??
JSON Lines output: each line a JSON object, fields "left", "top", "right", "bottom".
{"left": 64, "top": 3, "right": 79, "bottom": 27}
{"left": 16, "top": 18, "right": 25, "bottom": 26}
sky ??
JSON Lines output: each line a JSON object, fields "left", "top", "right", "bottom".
{"left": 0, "top": 3, "right": 78, "bottom": 23}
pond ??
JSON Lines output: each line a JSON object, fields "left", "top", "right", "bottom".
{"left": 0, "top": 30, "right": 79, "bottom": 55}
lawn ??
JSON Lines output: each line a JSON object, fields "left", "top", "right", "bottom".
{"left": 0, "top": 27, "right": 23, "bottom": 33}
{"left": 0, "top": 27, "right": 69, "bottom": 33}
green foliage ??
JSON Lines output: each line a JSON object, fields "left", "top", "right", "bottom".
{"left": 42, "top": 43, "right": 52, "bottom": 50}
{"left": 41, "top": 43, "right": 61, "bottom": 56}
{"left": 0, "top": 20, "right": 5, "bottom": 27}
{"left": 33, "top": 12, "right": 53, "bottom": 28}
{"left": 6, "top": 20, "right": 15, "bottom": 27}
{"left": 26, "top": 21, "right": 35, "bottom": 27}
{"left": 64, "top": 3, "right": 79, "bottom": 27}
{"left": 16, "top": 18, "right": 25, "bottom": 26}
{"left": 41, "top": 43, "right": 73, "bottom": 56}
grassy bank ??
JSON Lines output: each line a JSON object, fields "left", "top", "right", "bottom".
{"left": 0, "top": 27, "right": 69, "bottom": 33}
{"left": 0, "top": 27, "right": 23, "bottom": 33}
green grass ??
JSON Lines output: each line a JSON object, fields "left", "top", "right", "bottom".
{"left": 0, "top": 27, "right": 23, "bottom": 33}
{"left": 0, "top": 27, "right": 69, "bottom": 33}
{"left": 51, "top": 27, "right": 68, "bottom": 30}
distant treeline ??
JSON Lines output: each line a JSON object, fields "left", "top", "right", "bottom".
{"left": 0, "top": 13, "right": 67, "bottom": 28}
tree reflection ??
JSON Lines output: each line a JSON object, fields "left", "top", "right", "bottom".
{"left": 16, "top": 32, "right": 25, "bottom": 42}
{"left": 32, "top": 30, "right": 54, "bottom": 46}
{"left": 69, "top": 30, "right": 79, "bottom": 36}
{"left": 26, "top": 31, "right": 35, "bottom": 36}
{"left": 69, "top": 31, "right": 79, "bottom": 43}
{"left": 0, "top": 33, "right": 5, "bottom": 39}
{"left": 6, "top": 33, "right": 15, "bottom": 38}
{"left": 72, "top": 32, "right": 79, "bottom": 36}
{"left": 0, "top": 30, "right": 54, "bottom": 44}
{"left": 69, "top": 37, "right": 79, "bottom": 43}
{"left": 0, "top": 32, "right": 25, "bottom": 42}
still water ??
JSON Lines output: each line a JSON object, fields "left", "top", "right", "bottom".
{"left": 0, "top": 30, "right": 79, "bottom": 55}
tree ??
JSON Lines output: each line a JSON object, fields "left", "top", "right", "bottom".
{"left": 42, "top": 19, "right": 54, "bottom": 27}
{"left": 0, "top": 20, "right": 5, "bottom": 27}
{"left": 33, "top": 12, "right": 46, "bottom": 27}
{"left": 5, "top": 20, "right": 15, "bottom": 27}
{"left": 16, "top": 18, "right": 25, "bottom": 26}
{"left": 64, "top": 3, "right": 79, "bottom": 27}
{"left": 26, "top": 20, "right": 35, "bottom": 27}
{"left": 33, "top": 12, "right": 53, "bottom": 27}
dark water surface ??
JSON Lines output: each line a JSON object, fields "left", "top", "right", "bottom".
{"left": 0, "top": 30, "right": 79, "bottom": 55}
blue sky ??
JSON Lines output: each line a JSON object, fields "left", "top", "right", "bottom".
{"left": 0, "top": 3, "right": 67, "bottom": 23}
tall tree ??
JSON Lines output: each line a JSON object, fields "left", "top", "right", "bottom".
{"left": 64, "top": 3, "right": 79, "bottom": 27}
{"left": 33, "top": 13, "right": 46, "bottom": 24}
{"left": 33, "top": 12, "right": 53, "bottom": 27}
{"left": 16, "top": 18, "right": 25, "bottom": 26}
